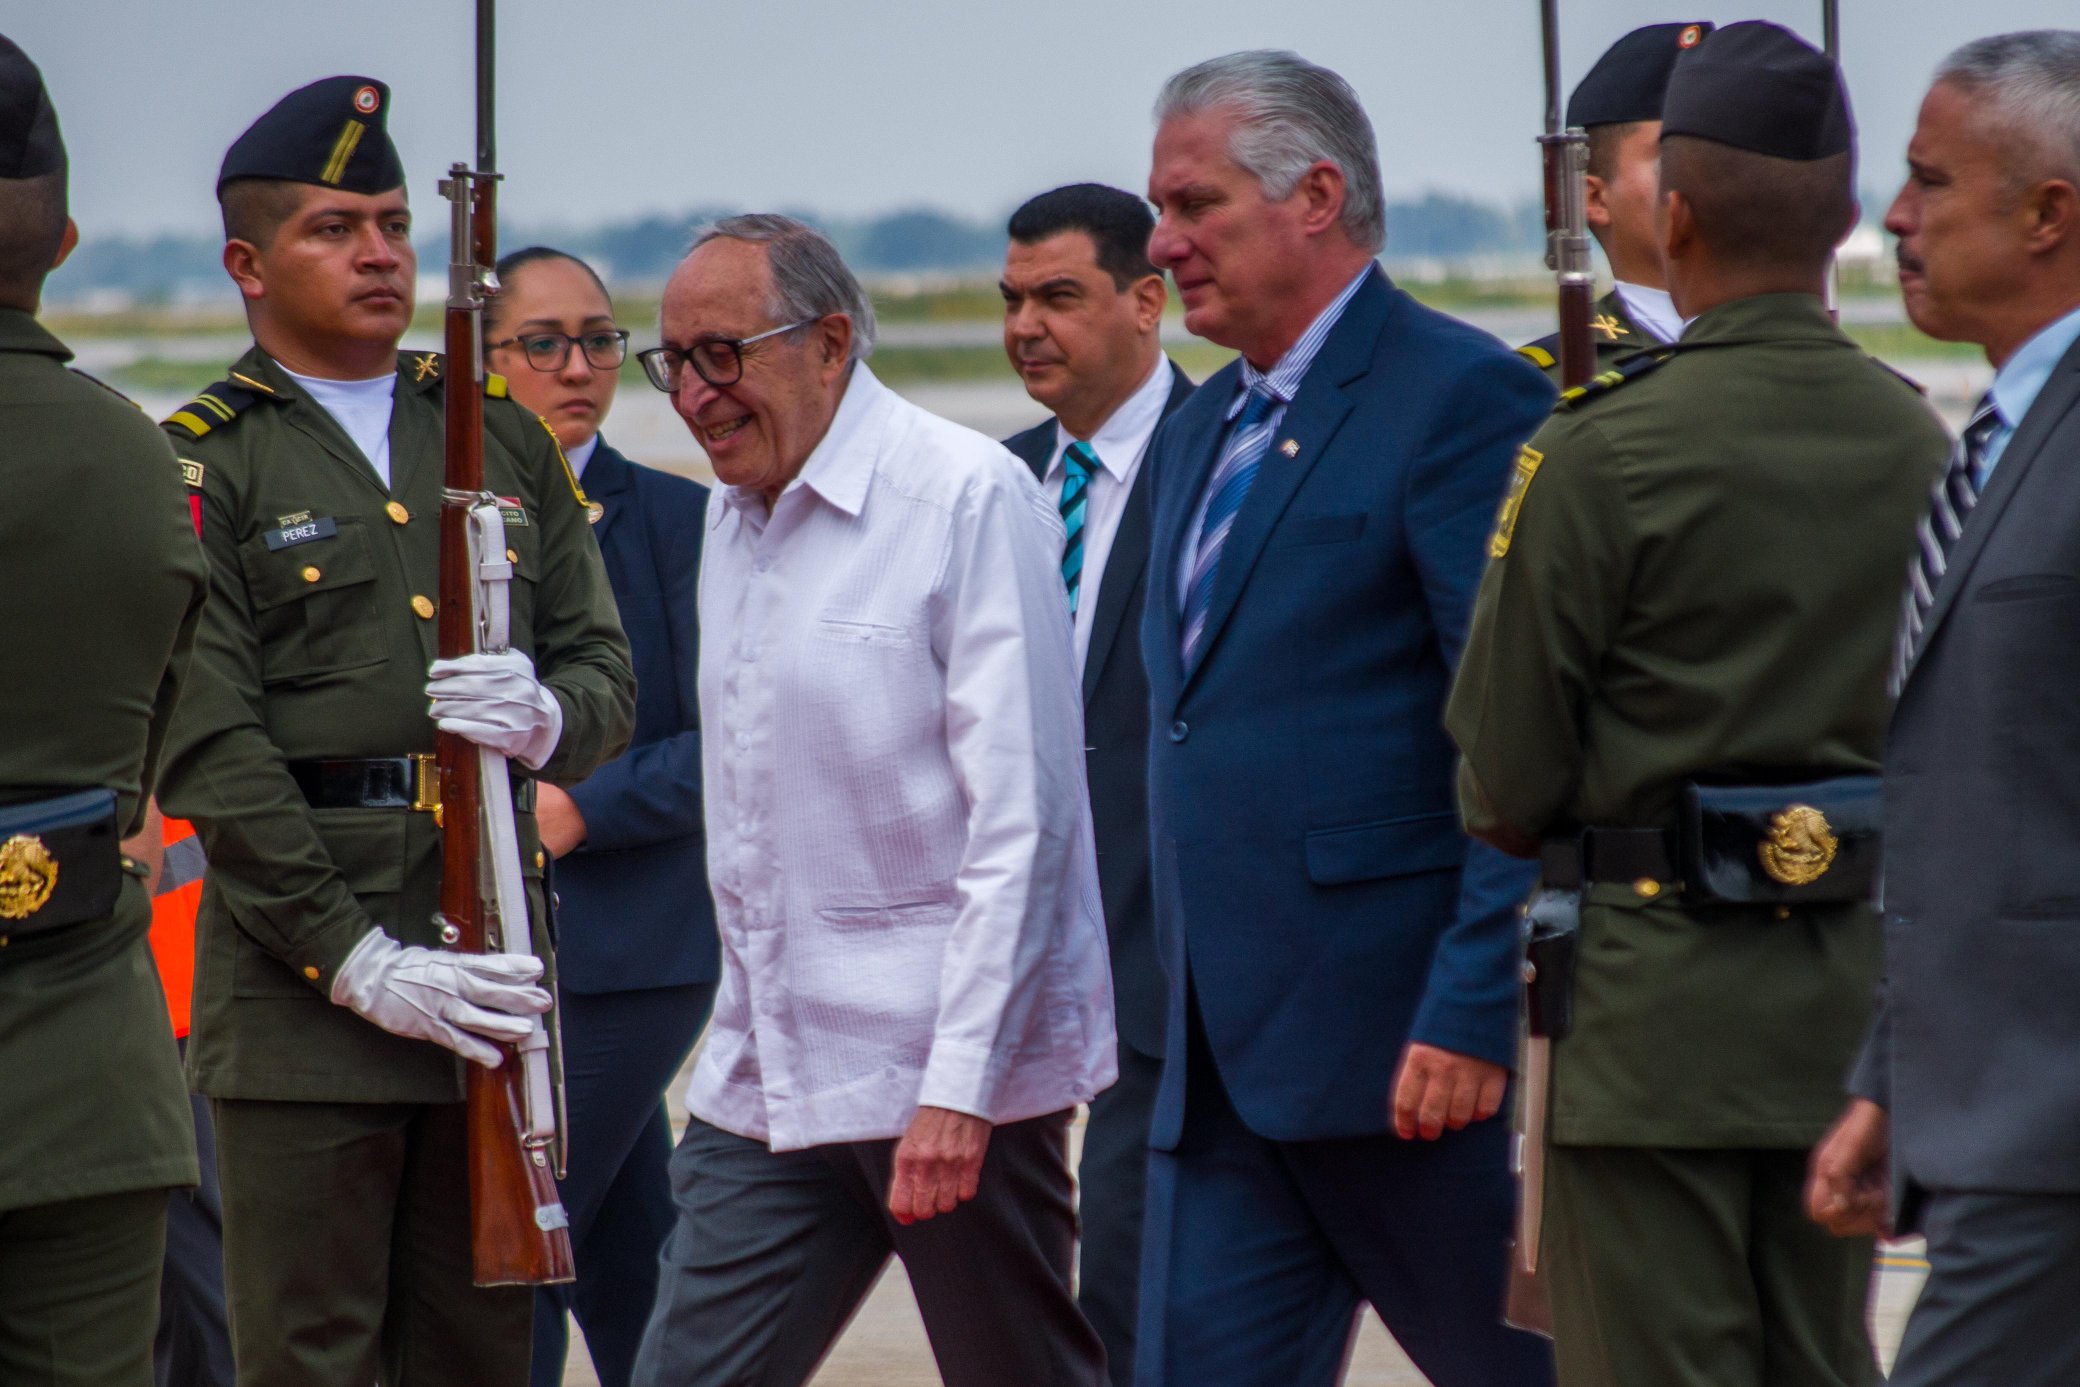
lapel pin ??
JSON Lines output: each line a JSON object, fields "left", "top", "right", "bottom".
{"left": 1279, "top": 438, "right": 1300, "bottom": 458}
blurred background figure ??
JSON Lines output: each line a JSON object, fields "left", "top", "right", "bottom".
{"left": 484, "top": 247, "right": 718, "bottom": 1387}
{"left": 998, "top": 181, "right": 1194, "bottom": 1387}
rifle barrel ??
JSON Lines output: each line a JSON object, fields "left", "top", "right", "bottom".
{"left": 1540, "top": 0, "right": 1563, "bottom": 136}
{"left": 476, "top": 0, "right": 496, "bottom": 174}
{"left": 1822, "top": 0, "right": 1840, "bottom": 61}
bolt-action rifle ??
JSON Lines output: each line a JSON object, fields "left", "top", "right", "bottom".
{"left": 435, "top": 0, "right": 577, "bottom": 1288}
{"left": 1538, "top": 0, "right": 1595, "bottom": 393}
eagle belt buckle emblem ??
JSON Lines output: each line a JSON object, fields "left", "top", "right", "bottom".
{"left": 0, "top": 833, "right": 59, "bottom": 920}
{"left": 1759, "top": 804, "right": 1837, "bottom": 887}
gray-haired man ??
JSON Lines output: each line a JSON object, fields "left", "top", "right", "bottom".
{"left": 629, "top": 215, "right": 1116, "bottom": 1387}
{"left": 1807, "top": 30, "right": 2080, "bottom": 1387}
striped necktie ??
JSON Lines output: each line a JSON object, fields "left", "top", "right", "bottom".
{"left": 1181, "top": 387, "right": 1279, "bottom": 667}
{"left": 1060, "top": 441, "right": 1097, "bottom": 616}
{"left": 1893, "top": 391, "right": 2001, "bottom": 691}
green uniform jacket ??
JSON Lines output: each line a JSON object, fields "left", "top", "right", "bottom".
{"left": 158, "top": 346, "right": 634, "bottom": 1105}
{"left": 1518, "top": 288, "right": 1661, "bottom": 382}
{"left": 0, "top": 309, "right": 207, "bottom": 1210}
{"left": 1445, "top": 294, "right": 1950, "bottom": 1149}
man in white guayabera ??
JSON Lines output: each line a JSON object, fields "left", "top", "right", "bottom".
{"left": 630, "top": 214, "right": 1116, "bottom": 1387}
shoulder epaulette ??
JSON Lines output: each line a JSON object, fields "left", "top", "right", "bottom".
{"left": 164, "top": 377, "right": 270, "bottom": 439}
{"left": 486, "top": 371, "right": 508, "bottom": 399}
{"left": 68, "top": 367, "right": 144, "bottom": 410}
{"left": 1555, "top": 348, "right": 1677, "bottom": 411}
{"left": 1517, "top": 340, "right": 1557, "bottom": 370}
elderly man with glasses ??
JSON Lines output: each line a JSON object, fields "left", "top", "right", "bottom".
{"left": 630, "top": 214, "right": 1116, "bottom": 1387}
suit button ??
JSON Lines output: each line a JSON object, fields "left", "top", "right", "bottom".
{"left": 1169, "top": 720, "right": 1189, "bottom": 743}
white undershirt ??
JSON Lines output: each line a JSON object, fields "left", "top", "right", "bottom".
{"left": 285, "top": 367, "right": 398, "bottom": 488}
{"left": 1614, "top": 281, "right": 1686, "bottom": 345}
{"left": 565, "top": 434, "right": 600, "bottom": 481}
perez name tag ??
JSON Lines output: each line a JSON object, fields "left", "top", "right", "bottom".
{"left": 264, "top": 516, "right": 338, "bottom": 551}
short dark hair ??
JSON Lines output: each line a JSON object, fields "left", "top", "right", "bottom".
{"left": 0, "top": 168, "right": 66, "bottom": 306}
{"left": 1007, "top": 183, "right": 1157, "bottom": 291}
{"left": 1586, "top": 120, "right": 1650, "bottom": 183}
{"left": 487, "top": 246, "right": 613, "bottom": 336}
{"left": 1660, "top": 135, "right": 1854, "bottom": 274}
{"left": 219, "top": 176, "right": 312, "bottom": 247}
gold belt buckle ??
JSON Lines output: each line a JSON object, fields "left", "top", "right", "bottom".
{"left": 409, "top": 753, "right": 443, "bottom": 823}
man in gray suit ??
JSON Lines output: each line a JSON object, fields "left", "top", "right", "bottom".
{"left": 1807, "top": 30, "right": 2080, "bottom": 1387}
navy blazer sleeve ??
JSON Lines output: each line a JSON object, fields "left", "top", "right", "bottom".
{"left": 566, "top": 470, "right": 707, "bottom": 853}
{"left": 1405, "top": 352, "right": 1556, "bottom": 1065}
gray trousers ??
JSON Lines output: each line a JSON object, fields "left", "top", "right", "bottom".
{"left": 1888, "top": 1189, "right": 2080, "bottom": 1387}
{"left": 634, "top": 1111, "right": 1105, "bottom": 1387}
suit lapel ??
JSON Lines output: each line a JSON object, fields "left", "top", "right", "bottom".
{"left": 584, "top": 440, "right": 633, "bottom": 543}
{"left": 1081, "top": 366, "right": 1194, "bottom": 704}
{"left": 1180, "top": 271, "right": 1392, "bottom": 690}
{"left": 1916, "top": 341, "right": 2080, "bottom": 661}
{"left": 1149, "top": 367, "right": 1237, "bottom": 702}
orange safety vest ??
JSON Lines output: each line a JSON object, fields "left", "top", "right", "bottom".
{"left": 148, "top": 817, "right": 205, "bottom": 1039}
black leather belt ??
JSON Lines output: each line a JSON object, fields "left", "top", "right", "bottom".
{"left": 286, "top": 756, "right": 536, "bottom": 815}
{"left": 1540, "top": 828, "right": 1677, "bottom": 891}
{"left": 0, "top": 788, "right": 122, "bottom": 943}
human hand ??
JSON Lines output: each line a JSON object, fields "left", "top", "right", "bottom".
{"left": 535, "top": 782, "right": 587, "bottom": 859}
{"left": 1806, "top": 1098, "right": 1891, "bottom": 1237}
{"left": 426, "top": 650, "right": 564, "bottom": 770}
{"left": 887, "top": 1106, "right": 993, "bottom": 1225}
{"left": 328, "top": 929, "right": 551, "bottom": 1068}
{"left": 1392, "top": 1042, "right": 1509, "bottom": 1141}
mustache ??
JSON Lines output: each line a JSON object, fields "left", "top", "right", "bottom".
{"left": 1895, "top": 246, "right": 1925, "bottom": 275}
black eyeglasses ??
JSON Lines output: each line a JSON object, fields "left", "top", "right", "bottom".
{"left": 637, "top": 319, "right": 816, "bottom": 392}
{"left": 489, "top": 329, "right": 631, "bottom": 373}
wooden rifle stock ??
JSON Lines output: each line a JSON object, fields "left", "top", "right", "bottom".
{"left": 436, "top": 0, "right": 575, "bottom": 1288}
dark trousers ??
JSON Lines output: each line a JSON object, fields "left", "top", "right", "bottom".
{"left": 155, "top": 1077, "right": 233, "bottom": 1387}
{"left": 530, "top": 983, "right": 712, "bottom": 1387}
{"left": 1887, "top": 1189, "right": 2080, "bottom": 1387}
{"left": 0, "top": 1188, "right": 167, "bottom": 1387}
{"left": 1077, "top": 1040, "right": 1161, "bottom": 1387}
{"left": 635, "top": 1111, "right": 1105, "bottom": 1387}
{"left": 213, "top": 1098, "right": 531, "bottom": 1387}
{"left": 1546, "top": 1145, "right": 1876, "bottom": 1387}
{"left": 1135, "top": 1007, "right": 1552, "bottom": 1387}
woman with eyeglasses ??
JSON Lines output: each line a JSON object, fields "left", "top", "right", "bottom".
{"left": 483, "top": 247, "right": 719, "bottom": 1387}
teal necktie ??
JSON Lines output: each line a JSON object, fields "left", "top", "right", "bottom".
{"left": 1061, "top": 441, "right": 1097, "bottom": 616}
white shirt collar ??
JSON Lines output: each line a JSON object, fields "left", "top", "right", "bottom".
{"left": 718, "top": 363, "right": 891, "bottom": 524}
{"left": 565, "top": 434, "right": 600, "bottom": 480}
{"left": 1990, "top": 301, "right": 2080, "bottom": 433}
{"left": 1051, "top": 357, "right": 1172, "bottom": 481}
{"left": 282, "top": 365, "right": 396, "bottom": 400}
{"left": 1613, "top": 281, "right": 1686, "bottom": 345}
{"left": 1228, "top": 263, "right": 1372, "bottom": 418}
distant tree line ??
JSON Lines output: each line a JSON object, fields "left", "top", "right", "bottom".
{"left": 49, "top": 194, "right": 1552, "bottom": 305}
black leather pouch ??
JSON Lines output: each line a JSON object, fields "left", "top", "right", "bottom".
{"left": 1678, "top": 777, "right": 1881, "bottom": 906}
{"left": 0, "top": 788, "right": 121, "bottom": 937}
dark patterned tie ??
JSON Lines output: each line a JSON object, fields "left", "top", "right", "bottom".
{"left": 1893, "top": 392, "right": 2001, "bottom": 691}
{"left": 1181, "top": 387, "right": 1279, "bottom": 667}
{"left": 1060, "top": 441, "right": 1097, "bottom": 616}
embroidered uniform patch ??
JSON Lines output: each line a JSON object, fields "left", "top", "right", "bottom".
{"left": 1489, "top": 445, "right": 1544, "bottom": 560}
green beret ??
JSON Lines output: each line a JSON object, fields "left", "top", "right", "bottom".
{"left": 0, "top": 34, "right": 64, "bottom": 179}
{"left": 218, "top": 76, "right": 404, "bottom": 197}
{"left": 1567, "top": 22, "right": 1714, "bottom": 129}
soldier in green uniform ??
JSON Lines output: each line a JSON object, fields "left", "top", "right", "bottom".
{"left": 1446, "top": 24, "right": 1951, "bottom": 1387}
{"left": 0, "top": 36, "right": 210, "bottom": 1387}
{"left": 156, "top": 77, "right": 634, "bottom": 1387}
{"left": 1519, "top": 22, "right": 1712, "bottom": 378}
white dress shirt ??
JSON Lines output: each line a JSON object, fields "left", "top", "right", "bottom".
{"left": 1041, "top": 356, "right": 1173, "bottom": 673}
{"left": 1614, "top": 281, "right": 1685, "bottom": 345}
{"left": 1978, "top": 300, "right": 2080, "bottom": 482}
{"left": 285, "top": 366, "right": 397, "bottom": 488}
{"left": 689, "top": 364, "right": 1117, "bottom": 1152}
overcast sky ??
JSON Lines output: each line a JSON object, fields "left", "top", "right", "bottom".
{"left": 18, "top": 1, "right": 2079, "bottom": 240}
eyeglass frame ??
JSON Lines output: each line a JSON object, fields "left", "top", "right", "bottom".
{"left": 637, "top": 318, "right": 819, "bottom": 393}
{"left": 486, "top": 328, "right": 632, "bottom": 373}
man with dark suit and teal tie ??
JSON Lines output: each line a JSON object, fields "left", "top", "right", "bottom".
{"left": 998, "top": 183, "right": 1194, "bottom": 1387}
{"left": 1136, "top": 50, "right": 1555, "bottom": 1387}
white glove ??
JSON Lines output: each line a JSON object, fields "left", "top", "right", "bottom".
{"left": 426, "top": 650, "right": 565, "bottom": 770}
{"left": 329, "top": 928, "right": 552, "bottom": 1069}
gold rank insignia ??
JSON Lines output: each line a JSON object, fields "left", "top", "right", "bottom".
{"left": 179, "top": 459, "right": 205, "bottom": 488}
{"left": 413, "top": 353, "right": 440, "bottom": 383}
{"left": 1488, "top": 444, "right": 1543, "bottom": 559}
{"left": 1760, "top": 805, "right": 1838, "bottom": 886}
{"left": 1591, "top": 314, "right": 1624, "bottom": 341}
{"left": 0, "top": 833, "right": 58, "bottom": 920}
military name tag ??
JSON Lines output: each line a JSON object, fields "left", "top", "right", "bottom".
{"left": 264, "top": 516, "right": 338, "bottom": 551}
{"left": 496, "top": 496, "right": 529, "bottom": 527}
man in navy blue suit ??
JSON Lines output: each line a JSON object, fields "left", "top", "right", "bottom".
{"left": 1136, "top": 52, "right": 1557, "bottom": 1387}
{"left": 484, "top": 248, "right": 720, "bottom": 1387}
{"left": 998, "top": 182, "right": 1195, "bottom": 1387}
